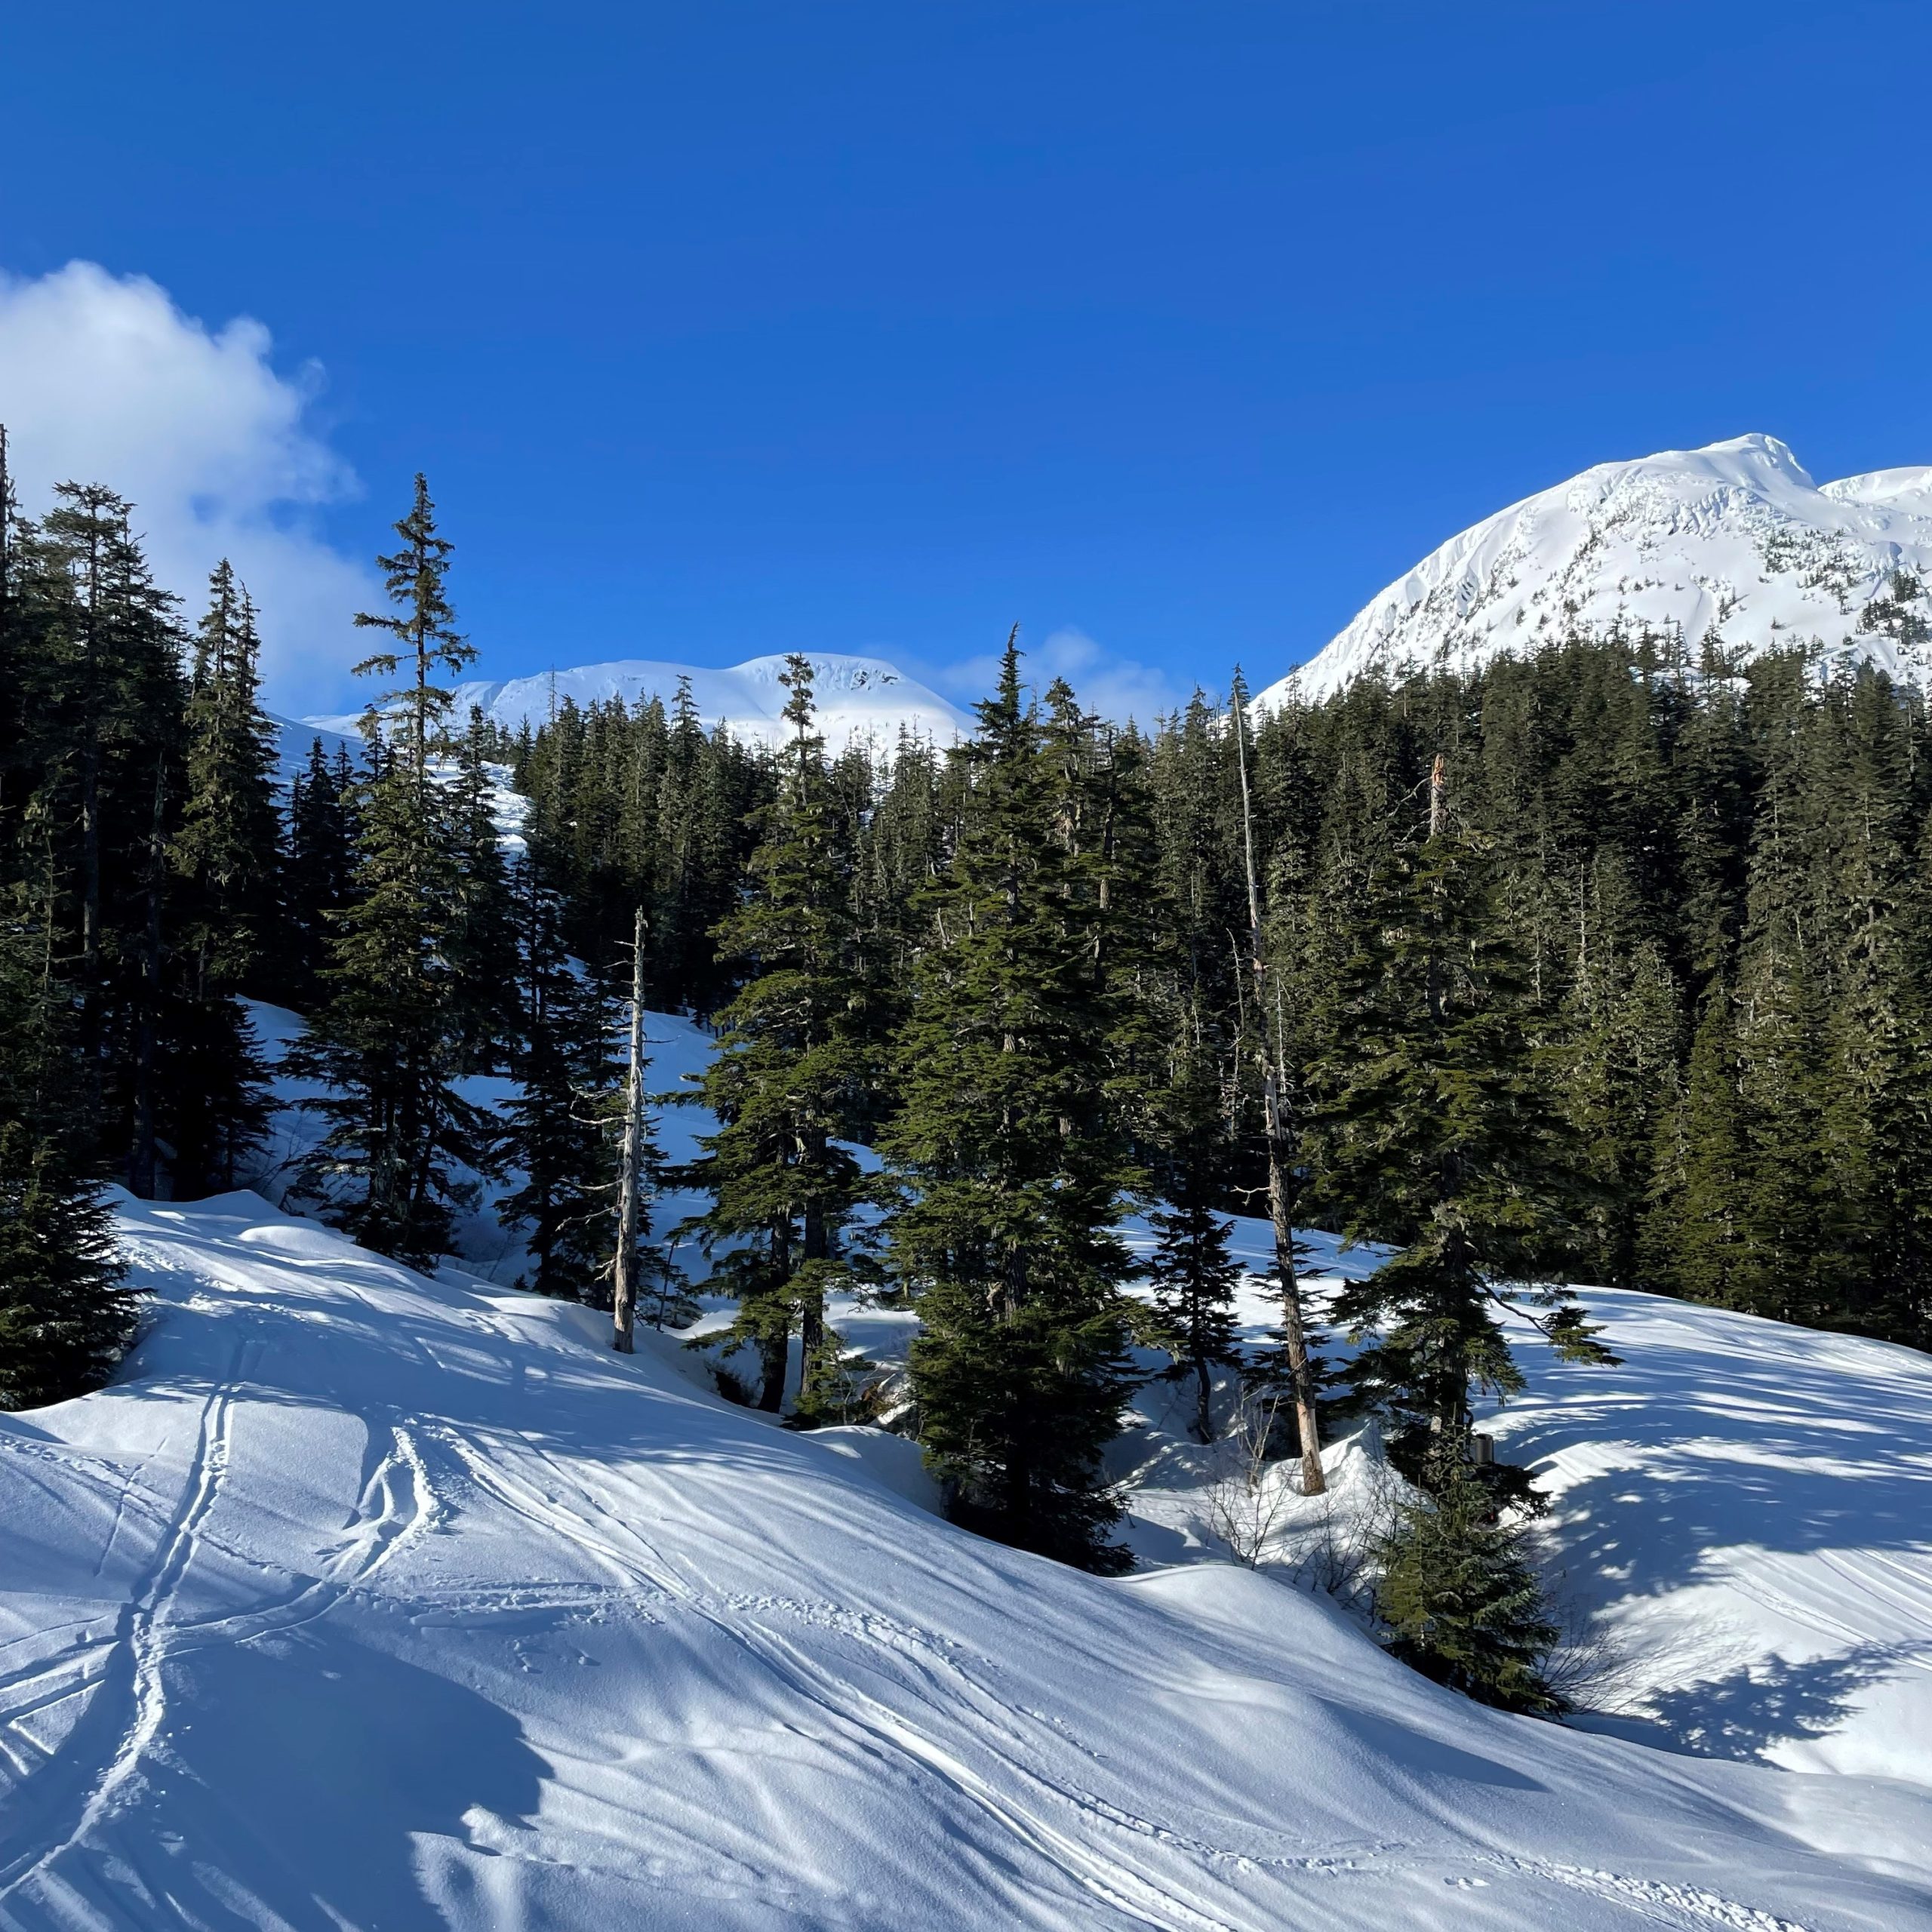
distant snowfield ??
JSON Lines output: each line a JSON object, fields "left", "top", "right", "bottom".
{"left": 303, "top": 652, "right": 971, "bottom": 753}
{"left": 2, "top": 1182, "right": 1931, "bottom": 1927}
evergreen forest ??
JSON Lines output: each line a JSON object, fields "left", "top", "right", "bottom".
{"left": 8, "top": 455, "right": 1932, "bottom": 1708}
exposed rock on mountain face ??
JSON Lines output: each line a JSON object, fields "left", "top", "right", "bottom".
{"left": 1260, "top": 435, "right": 1932, "bottom": 706}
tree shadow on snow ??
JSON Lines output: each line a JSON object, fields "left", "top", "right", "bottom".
{"left": 159, "top": 1626, "right": 546, "bottom": 1930}
{"left": 1584, "top": 1642, "right": 1932, "bottom": 1764}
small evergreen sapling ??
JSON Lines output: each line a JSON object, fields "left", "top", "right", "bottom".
{"left": 1374, "top": 1434, "right": 1564, "bottom": 1717}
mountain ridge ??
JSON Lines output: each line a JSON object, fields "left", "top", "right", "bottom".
{"left": 1259, "top": 433, "right": 1932, "bottom": 707}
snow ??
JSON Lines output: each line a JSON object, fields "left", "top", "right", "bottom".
{"left": 16, "top": 994, "right": 1932, "bottom": 1926}
{"left": 1482, "top": 1287, "right": 1932, "bottom": 1787}
{"left": 1258, "top": 434, "right": 1932, "bottom": 706}
{"left": 303, "top": 653, "right": 971, "bottom": 754}
{"left": 4, "top": 1188, "right": 1932, "bottom": 1927}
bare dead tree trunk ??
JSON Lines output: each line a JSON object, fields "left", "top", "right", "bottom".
{"left": 611, "top": 909, "right": 647, "bottom": 1353}
{"left": 1232, "top": 675, "right": 1324, "bottom": 1494}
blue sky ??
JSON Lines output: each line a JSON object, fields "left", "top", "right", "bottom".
{"left": 2, "top": 0, "right": 1928, "bottom": 712}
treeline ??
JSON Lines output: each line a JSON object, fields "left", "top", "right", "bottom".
{"left": 517, "top": 623, "right": 1932, "bottom": 1360}
{"left": 10, "top": 445, "right": 1932, "bottom": 1712}
{"left": 0, "top": 470, "right": 283, "bottom": 1403}
{"left": 0, "top": 468, "right": 640, "bottom": 1400}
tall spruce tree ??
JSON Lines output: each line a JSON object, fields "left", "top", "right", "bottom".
{"left": 350, "top": 472, "right": 475, "bottom": 785}
{"left": 884, "top": 635, "right": 1140, "bottom": 1570}
{"left": 0, "top": 917, "right": 134, "bottom": 1407}
{"left": 498, "top": 856, "right": 626, "bottom": 1300}
{"left": 282, "top": 739, "right": 358, "bottom": 1006}
{"left": 1312, "top": 758, "right": 1610, "bottom": 1481}
{"left": 678, "top": 657, "right": 870, "bottom": 1420}
{"left": 167, "top": 562, "right": 277, "bottom": 1192}
{"left": 1142, "top": 1020, "right": 1244, "bottom": 1444}
{"left": 290, "top": 480, "right": 494, "bottom": 1267}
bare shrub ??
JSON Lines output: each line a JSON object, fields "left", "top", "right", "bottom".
{"left": 1204, "top": 1392, "right": 1300, "bottom": 1566}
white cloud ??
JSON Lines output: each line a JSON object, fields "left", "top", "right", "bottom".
{"left": 931, "top": 626, "right": 1186, "bottom": 725}
{"left": 0, "top": 261, "right": 372, "bottom": 709}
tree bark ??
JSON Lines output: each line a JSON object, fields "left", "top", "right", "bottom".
{"left": 1233, "top": 677, "right": 1324, "bottom": 1494}
{"left": 611, "top": 909, "right": 647, "bottom": 1352}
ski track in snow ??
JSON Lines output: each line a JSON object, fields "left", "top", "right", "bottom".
{"left": 0, "top": 1195, "right": 1927, "bottom": 1928}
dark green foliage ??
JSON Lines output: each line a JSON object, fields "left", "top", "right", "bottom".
{"left": 288, "top": 484, "right": 498, "bottom": 1270}
{"left": 289, "top": 751, "right": 498, "bottom": 1267}
{"left": 677, "top": 657, "right": 872, "bottom": 1420}
{"left": 0, "top": 920, "right": 134, "bottom": 1408}
{"left": 1374, "top": 1435, "right": 1564, "bottom": 1717}
{"left": 282, "top": 739, "right": 359, "bottom": 1005}
{"left": 350, "top": 473, "right": 475, "bottom": 780}
{"left": 1312, "top": 809, "right": 1611, "bottom": 1470}
{"left": 173, "top": 561, "right": 281, "bottom": 995}
{"left": 507, "top": 679, "right": 772, "bottom": 1016}
{"left": 166, "top": 561, "right": 277, "bottom": 1192}
{"left": 497, "top": 858, "right": 623, "bottom": 1301}
{"left": 884, "top": 638, "right": 1143, "bottom": 1571}
{"left": 1141, "top": 1022, "right": 1244, "bottom": 1444}
{"left": 445, "top": 712, "right": 520, "bottom": 1072}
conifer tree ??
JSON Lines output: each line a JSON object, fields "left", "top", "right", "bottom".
{"left": 1312, "top": 759, "right": 1609, "bottom": 1480}
{"left": 447, "top": 711, "right": 519, "bottom": 1072}
{"left": 11, "top": 485, "right": 186, "bottom": 1174}
{"left": 1232, "top": 667, "right": 1327, "bottom": 1491}
{"left": 678, "top": 657, "right": 870, "bottom": 1419}
{"left": 1142, "top": 1029, "right": 1244, "bottom": 1444}
{"left": 167, "top": 562, "right": 277, "bottom": 1192}
{"left": 350, "top": 473, "right": 475, "bottom": 786}
{"left": 884, "top": 635, "right": 1140, "bottom": 1570}
{"left": 0, "top": 918, "right": 134, "bottom": 1407}
{"left": 283, "top": 739, "right": 358, "bottom": 1005}
{"left": 1374, "top": 1433, "right": 1564, "bottom": 1716}
{"left": 291, "top": 481, "right": 494, "bottom": 1268}
{"left": 498, "top": 857, "right": 624, "bottom": 1301}
{"left": 173, "top": 562, "right": 281, "bottom": 992}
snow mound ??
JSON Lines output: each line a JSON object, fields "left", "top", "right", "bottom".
{"left": 1260, "top": 434, "right": 1932, "bottom": 705}
{"left": 2, "top": 1194, "right": 1928, "bottom": 1928}
{"left": 303, "top": 652, "right": 971, "bottom": 752}
{"left": 1484, "top": 1284, "right": 1932, "bottom": 1787}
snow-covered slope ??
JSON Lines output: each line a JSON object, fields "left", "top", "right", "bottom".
{"left": 1260, "top": 435, "right": 1932, "bottom": 706}
{"left": 304, "top": 653, "right": 971, "bottom": 752}
{"left": 4, "top": 1195, "right": 1931, "bottom": 1930}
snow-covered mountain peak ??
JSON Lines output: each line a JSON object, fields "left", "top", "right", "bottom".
{"left": 1260, "top": 434, "right": 1932, "bottom": 707}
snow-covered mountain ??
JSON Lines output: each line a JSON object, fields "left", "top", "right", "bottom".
{"left": 1260, "top": 435, "right": 1932, "bottom": 707}
{"left": 305, "top": 652, "right": 971, "bottom": 750}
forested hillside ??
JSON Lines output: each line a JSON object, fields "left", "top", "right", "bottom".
{"left": 8, "top": 457, "right": 1932, "bottom": 1712}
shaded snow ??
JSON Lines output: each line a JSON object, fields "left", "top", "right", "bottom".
{"left": 3, "top": 1192, "right": 1930, "bottom": 1928}
{"left": 39, "top": 994, "right": 1927, "bottom": 1924}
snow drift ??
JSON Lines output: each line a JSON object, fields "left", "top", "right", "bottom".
{"left": 1259, "top": 435, "right": 1932, "bottom": 706}
{"left": 2, "top": 1192, "right": 1930, "bottom": 1930}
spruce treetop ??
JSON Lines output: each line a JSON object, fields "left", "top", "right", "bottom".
{"left": 352, "top": 473, "right": 475, "bottom": 777}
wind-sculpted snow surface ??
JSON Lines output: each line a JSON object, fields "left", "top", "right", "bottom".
{"left": 1258, "top": 435, "right": 1932, "bottom": 705}
{"left": 2, "top": 1198, "right": 1929, "bottom": 1929}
